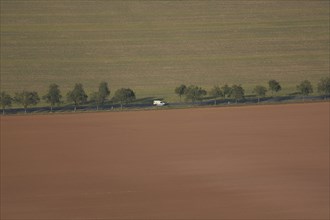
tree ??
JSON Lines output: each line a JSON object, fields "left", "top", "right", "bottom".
{"left": 268, "top": 80, "right": 281, "bottom": 95}
{"left": 98, "top": 81, "right": 110, "bottom": 105}
{"left": 14, "top": 91, "right": 40, "bottom": 113}
{"left": 230, "top": 84, "right": 245, "bottom": 103}
{"left": 297, "top": 80, "right": 313, "bottom": 101}
{"left": 253, "top": 85, "right": 267, "bottom": 103}
{"left": 209, "top": 86, "right": 223, "bottom": 105}
{"left": 43, "top": 83, "right": 62, "bottom": 112}
{"left": 175, "top": 84, "right": 187, "bottom": 102}
{"left": 113, "top": 88, "right": 136, "bottom": 109}
{"left": 0, "top": 92, "right": 12, "bottom": 115}
{"left": 90, "top": 92, "right": 103, "bottom": 110}
{"left": 317, "top": 77, "right": 330, "bottom": 99}
{"left": 184, "top": 85, "right": 207, "bottom": 104}
{"left": 221, "top": 84, "right": 231, "bottom": 99}
{"left": 89, "top": 82, "right": 111, "bottom": 110}
{"left": 67, "top": 83, "right": 88, "bottom": 111}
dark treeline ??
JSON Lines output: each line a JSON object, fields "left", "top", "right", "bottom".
{"left": 0, "top": 82, "right": 136, "bottom": 114}
{"left": 175, "top": 78, "right": 330, "bottom": 105}
{"left": 1, "top": 78, "right": 330, "bottom": 114}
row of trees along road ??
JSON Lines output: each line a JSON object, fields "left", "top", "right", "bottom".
{"left": 175, "top": 78, "right": 330, "bottom": 105}
{"left": 0, "top": 82, "right": 136, "bottom": 114}
{"left": 175, "top": 83, "right": 246, "bottom": 104}
{"left": 0, "top": 78, "right": 329, "bottom": 114}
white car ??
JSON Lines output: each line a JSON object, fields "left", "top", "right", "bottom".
{"left": 153, "top": 100, "right": 167, "bottom": 106}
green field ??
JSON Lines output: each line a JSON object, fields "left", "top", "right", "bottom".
{"left": 1, "top": 0, "right": 329, "bottom": 102}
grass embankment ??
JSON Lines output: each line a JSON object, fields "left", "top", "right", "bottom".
{"left": 1, "top": 1, "right": 329, "bottom": 103}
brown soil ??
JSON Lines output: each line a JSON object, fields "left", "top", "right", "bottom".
{"left": 1, "top": 103, "right": 329, "bottom": 219}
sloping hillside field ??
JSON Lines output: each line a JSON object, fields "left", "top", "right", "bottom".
{"left": 1, "top": 1, "right": 329, "bottom": 99}
{"left": 1, "top": 103, "right": 329, "bottom": 219}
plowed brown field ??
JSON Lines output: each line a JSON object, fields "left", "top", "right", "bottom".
{"left": 1, "top": 103, "right": 329, "bottom": 219}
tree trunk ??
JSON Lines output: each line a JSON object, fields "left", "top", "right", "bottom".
{"left": 96, "top": 105, "right": 99, "bottom": 111}
{"left": 50, "top": 105, "right": 53, "bottom": 112}
{"left": 214, "top": 99, "right": 217, "bottom": 105}
{"left": 258, "top": 97, "right": 260, "bottom": 103}
{"left": 120, "top": 102, "right": 123, "bottom": 110}
{"left": 24, "top": 108, "right": 27, "bottom": 114}
{"left": 2, "top": 109, "right": 4, "bottom": 115}
{"left": 73, "top": 101, "right": 77, "bottom": 112}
